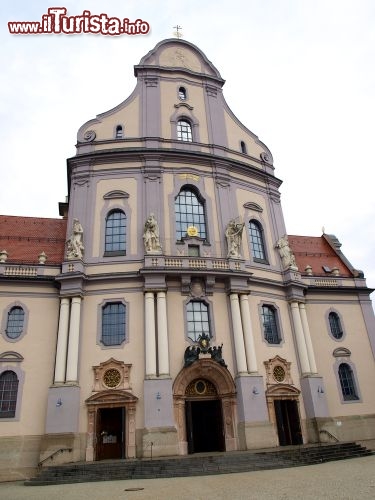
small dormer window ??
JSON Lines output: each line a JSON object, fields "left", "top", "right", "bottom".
{"left": 115, "top": 125, "right": 123, "bottom": 139}
{"left": 178, "top": 87, "right": 187, "bottom": 100}
{"left": 240, "top": 141, "right": 247, "bottom": 154}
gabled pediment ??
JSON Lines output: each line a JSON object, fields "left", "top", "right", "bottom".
{"left": 0, "top": 351, "right": 24, "bottom": 363}
{"left": 85, "top": 389, "right": 138, "bottom": 406}
{"left": 103, "top": 190, "right": 129, "bottom": 200}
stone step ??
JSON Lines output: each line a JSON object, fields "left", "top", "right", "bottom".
{"left": 25, "top": 442, "right": 374, "bottom": 486}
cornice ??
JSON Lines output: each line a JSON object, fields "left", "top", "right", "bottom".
{"left": 68, "top": 146, "right": 282, "bottom": 188}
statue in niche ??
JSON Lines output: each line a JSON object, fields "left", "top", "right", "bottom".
{"left": 143, "top": 213, "right": 162, "bottom": 253}
{"left": 225, "top": 218, "right": 245, "bottom": 258}
{"left": 276, "top": 235, "right": 298, "bottom": 270}
{"left": 66, "top": 218, "right": 84, "bottom": 260}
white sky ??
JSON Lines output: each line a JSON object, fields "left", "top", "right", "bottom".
{"left": 1, "top": 1, "right": 374, "bottom": 298}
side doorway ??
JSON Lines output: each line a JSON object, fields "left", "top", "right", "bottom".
{"left": 274, "top": 399, "right": 302, "bottom": 446}
{"left": 96, "top": 407, "right": 125, "bottom": 460}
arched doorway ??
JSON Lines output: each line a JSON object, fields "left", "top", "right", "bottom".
{"left": 173, "top": 358, "right": 237, "bottom": 455}
{"left": 185, "top": 378, "right": 224, "bottom": 453}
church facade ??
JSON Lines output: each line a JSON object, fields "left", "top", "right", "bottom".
{"left": 1, "top": 39, "right": 375, "bottom": 481}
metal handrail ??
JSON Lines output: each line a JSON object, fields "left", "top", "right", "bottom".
{"left": 38, "top": 447, "right": 72, "bottom": 468}
{"left": 319, "top": 429, "right": 339, "bottom": 442}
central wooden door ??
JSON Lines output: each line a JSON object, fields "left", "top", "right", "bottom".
{"left": 186, "top": 399, "right": 224, "bottom": 454}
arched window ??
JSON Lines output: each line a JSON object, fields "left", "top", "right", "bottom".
{"left": 261, "top": 305, "right": 281, "bottom": 344}
{"left": 175, "top": 187, "right": 207, "bottom": 241}
{"left": 329, "top": 312, "right": 343, "bottom": 339}
{"left": 105, "top": 210, "right": 126, "bottom": 255}
{"left": 177, "top": 119, "right": 192, "bottom": 142}
{"left": 0, "top": 370, "right": 19, "bottom": 418}
{"left": 240, "top": 141, "right": 247, "bottom": 154}
{"left": 5, "top": 307, "right": 24, "bottom": 340}
{"left": 101, "top": 302, "right": 126, "bottom": 346}
{"left": 249, "top": 220, "right": 267, "bottom": 262}
{"left": 338, "top": 363, "right": 359, "bottom": 401}
{"left": 186, "top": 301, "right": 210, "bottom": 342}
{"left": 178, "top": 87, "right": 187, "bottom": 100}
{"left": 115, "top": 125, "right": 123, "bottom": 139}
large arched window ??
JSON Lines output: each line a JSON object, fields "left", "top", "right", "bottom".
{"left": 338, "top": 363, "right": 359, "bottom": 401}
{"left": 261, "top": 305, "right": 281, "bottom": 344}
{"left": 186, "top": 301, "right": 210, "bottom": 342}
{"left": 249, "top": 220, "right": 267, "bottom": 262}
{"left": 0, "top": 370, "right": 19, "bottom": 418}
{"left": 5, "top": 307, "right": 25, "bottom": 340}
{"left": 101, "top": 302, "right": 126, "bottom": 346}
{"left": 105, "top": 210, "right": 126, "bottom": 255}
{"left": 328, "top": 312, "right": 343, "bottom": 340}
{"left": 175, "top": 187, "right": 207, "bottom": 241}
{"left": 177, "top": 119, "right": 192, "bottom": 142}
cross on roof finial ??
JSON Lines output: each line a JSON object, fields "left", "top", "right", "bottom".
{"left": 173, "top": 25, "right": 183, "bottom": 39}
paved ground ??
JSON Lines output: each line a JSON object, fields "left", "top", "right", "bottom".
{"left": 1, "top": 455, "right": 375, "bottom": 500}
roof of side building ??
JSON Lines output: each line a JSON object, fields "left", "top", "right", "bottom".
{"left": 0, "top": 215, "right": 67, "bottom": 265}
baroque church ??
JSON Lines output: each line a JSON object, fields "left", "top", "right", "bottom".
{"left": 1, "top": 38, "right": 375, "bottom": 481}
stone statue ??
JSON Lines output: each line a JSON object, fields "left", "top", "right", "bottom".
{"left": 209, "top": 344, "right": 227, "bottom": 367}
{"left": 225, "top": 219, "right": 245, "bottom": 258}
{"left": 184, "top": 346, "right": 200, "bottom": 367}
{"left": 66, "top": 218, "right": 84, "bottom": 260}
{"left": 276, "top": 235, "right": 297, "bottom": 270}
{"left": 143, "top": 213, "right": 162, "bottom": 253}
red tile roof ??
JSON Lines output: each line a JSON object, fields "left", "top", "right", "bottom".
{"left": 288, "top": 235, "right": 353, "bottom": 277}
{"left": 0, "top": 216, "right": 67, "bottom": 265}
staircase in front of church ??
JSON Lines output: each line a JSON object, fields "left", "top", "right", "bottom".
{"left": 24, "top": 442, "right": 374, "bottom": 486}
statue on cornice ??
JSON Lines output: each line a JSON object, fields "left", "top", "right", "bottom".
{"left": 66, "top": 218, "right": 84, "bottom": 260}
{"left": 276, "top": 235, "right": 298, "bottom": 270}
{"left": 225, "top": 218, "right": 245, "bottom": 258}
{"left": 143, "top": 213, "right": 162, "bottom": 254}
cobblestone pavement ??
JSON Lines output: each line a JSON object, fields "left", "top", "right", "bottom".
{"left": 1, "top": 455, "right": 375, "bottom": 500}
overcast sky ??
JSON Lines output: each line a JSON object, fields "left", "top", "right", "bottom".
{"left": 1, "top": 1, "right": 374, "bottom": 297}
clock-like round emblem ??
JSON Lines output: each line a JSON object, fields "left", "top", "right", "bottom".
{"left": 103, "top": 368, "right": 121, "bottom": 388}
{"left": 187, "top": 226, "right": 198, "bottom": 237}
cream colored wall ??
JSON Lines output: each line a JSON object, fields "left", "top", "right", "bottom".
{"left": 160, "top": 79, "right": 209, "bottom": 143}
{"left": 235, "top": 187, "right": 276, "bottom": 265}
{"left": 223, "top": 109, "right": 265, "bottom": 158}
{"left": 92, "top": 176, "right": 138, "bottom": 257}
{"left": 77, "top": 288, "right": 145, "bottom": 431}
{"left": 0, "top": 286, "right": 59, "bottom": 436}
{"left": 83, "top": 95, "right": 140, "bottom": 142}
{"left": 167, "top": 287, "right": 235, "bottom": 379}
{"left": 159, "top": 47, "right": 203, "bottom": 74}
{"left": 248, "top": 293, "right": 304, "bottom": 400}
{"left": 306, "top": 299, "right": 375, "bottom": 415}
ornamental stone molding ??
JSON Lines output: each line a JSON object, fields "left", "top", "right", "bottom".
{"left": 264, "top": 355, "right": 293, "bottom": 386}
{"left": 92, "top": 358, "right": 132, "bottom": 392}
{"left": 83, "top": 130, "right": 96, "bottom": 142}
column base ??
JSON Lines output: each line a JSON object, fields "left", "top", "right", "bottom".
{"left": 144, "top": 378, "right": 174, "bottom": 428}
{"left": 141, "top": 427, "right": 179, "bottom": 458}
{"left": 236, "top": 374, "right": 268, "bottom": 422}
{"left": 300, "top": 376, "right": 329, "bottom": 419}
{"left": 45, "top": 385, "right": 80, "bottom": 434}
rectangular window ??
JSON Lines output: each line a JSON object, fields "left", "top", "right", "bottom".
{"left": 102, "top": 303, "right": 126, "bottom": 346}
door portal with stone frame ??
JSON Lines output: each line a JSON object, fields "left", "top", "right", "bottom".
{"left": 173, "top": 358, "right": 238, "bottom": 455}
